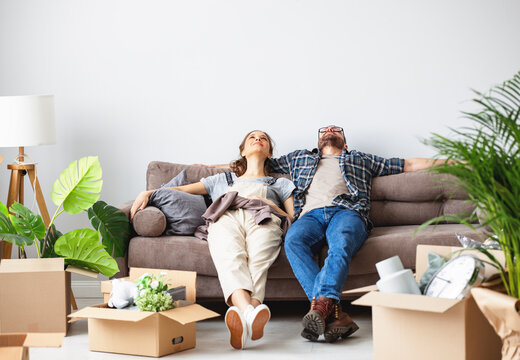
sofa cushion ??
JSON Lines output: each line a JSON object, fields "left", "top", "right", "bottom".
{"left": 369, "top": 171, "right": 474, "bottom": 226}
{"left": 128, "top": 235, "right": 218, "bottom": 276}
{"left": 340, "top": 223, "right": 485, "bottom": 276}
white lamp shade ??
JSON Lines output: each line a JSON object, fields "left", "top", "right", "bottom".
{"left": 0, "top": 95, "right": 56, "bottom": 147}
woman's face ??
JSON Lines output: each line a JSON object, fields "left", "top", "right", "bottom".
{"left": 241, "top": 131, "right": 272, "bottom": 159}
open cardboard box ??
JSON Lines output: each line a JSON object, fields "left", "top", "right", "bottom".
{"left": 69, "top": 268, "right": 220, "bottom": 357}
{"left": 350, "top": 245, "right": 504, "bottom": 360}
{"left": 0, "top": 258, "right": 97, "bottom": 335}
{"left": 0, "top": 333, "right": 64, "bottom": 360}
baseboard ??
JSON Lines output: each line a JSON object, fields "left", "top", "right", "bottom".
{"left": 71, "top": 280, "right": 103, "bottom": 299}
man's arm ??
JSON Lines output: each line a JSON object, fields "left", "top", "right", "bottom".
{"left": 404, "top": 158, "right": 451, "bottom": 172}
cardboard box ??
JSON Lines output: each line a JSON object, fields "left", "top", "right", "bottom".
{"left": 0, "top": 258, "right": 97, "bottom": 334}
{"left": 351, "top": 245, "right": 503, "bottom": 360}
{"left": 70, "top": 268, "right": 220, "bottom": 357}
{"left": 0, "top": 333, "right": 64, "bottom": 360}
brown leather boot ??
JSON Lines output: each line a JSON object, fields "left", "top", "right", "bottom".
{"left": 301, "top": 297, "right": 334, "bottom": 341}
{"left": 324, "top": 303, "right": 359, "bottom": 343}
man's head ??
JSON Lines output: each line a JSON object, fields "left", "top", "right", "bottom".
{"left": 318, "top": 125, "right": 347, "bottom": 152}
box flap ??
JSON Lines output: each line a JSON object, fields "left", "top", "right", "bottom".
{"left": 65, "top": 265, "right": 98, "bottom": 279}
{"left": 342, "top": 284, "right": 378, "bottom": 295}
{"left": 129, "top": 268, "right": 196, "bottom": 302}
{"left": 68, "top": 304, "right": 154, "bottom": 322}
{"left": 0, "top": 334, "right": 27, "bottom": 346}
{"left": 23, "top": 333, "right": 64, "bottom": 347}
{"left": 159, "top": 304, "right": 219, "bottom": 325}
{"left": 352, "top": 291, "right": 461, "bottom": 313}
{"left": 0, "top": 258, "right": 64, "bottom": 273}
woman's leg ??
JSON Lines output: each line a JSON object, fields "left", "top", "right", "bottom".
{"left": 208, "top": 210, "right": 255, "bottom": 350}
{"left": 207, "top": 210, "right": 254, "bottom": 307}
{"left": 242, "top": 213, "right": 283, "bottom": 341}
{"left": 245, "top": 213, "right": 283, "bottom": 304}
{"left": 230, "top": 289, "right": 255, "bottom": 312}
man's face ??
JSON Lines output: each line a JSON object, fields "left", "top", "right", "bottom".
{"left": 318, "top": 125, "right": 346, "bottom": 151}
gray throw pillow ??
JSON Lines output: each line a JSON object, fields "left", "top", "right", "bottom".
{"left": 148, "top": 170, "right": 207, "bottom": 235}
{"left": 161, "top": 169, "right": 189, "bottom": 188}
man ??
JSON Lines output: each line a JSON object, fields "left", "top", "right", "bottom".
{"left": 268, "top": 125, "right": 441, "bottom": 343}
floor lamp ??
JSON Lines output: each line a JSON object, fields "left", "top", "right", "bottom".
{"left": 0, "top": 95, "right": 56, "bottom": 260}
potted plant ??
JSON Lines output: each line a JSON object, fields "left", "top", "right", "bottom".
{"left": 424, "top": 71, "right": 520, "bottom": 359}
{"left": 0, "top": 156, "right": 131, "bottom": 277}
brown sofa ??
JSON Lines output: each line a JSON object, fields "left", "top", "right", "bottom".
{"left": 115, "top": 161, "right": 482, "bottom": 301}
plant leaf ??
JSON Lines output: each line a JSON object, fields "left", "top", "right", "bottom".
{"left": 0, "top": 233, "right": 34, "bottom": 247}
{"left": 0, "top": 201, "right": 9, "bottom": 217}
{"left": 39, "top": 224, "right": 63, "bottom": 258}
{"left": 9, "top": 202, "right": 46, "bottom": 240}
{"left": 51, "top": 156, "right": 103, "bottom": 215}
{"left": 54, "top": 228, "right": 119, "bottom": 277}
{"left": 0, "top": 212, "right": 16, "bottom": 234}
{"left": 87, "top": 201, "right": 131, "bottom": 258}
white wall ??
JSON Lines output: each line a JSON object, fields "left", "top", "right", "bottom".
{"left": 1, "top": 0, "right": 519, "bottom": 239}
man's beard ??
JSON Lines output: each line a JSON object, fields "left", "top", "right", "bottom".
{"left": 318, "top": 134, "right": 345, "bottom": 152}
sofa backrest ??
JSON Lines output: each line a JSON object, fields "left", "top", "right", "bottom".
{"left": 370, "top": 170, "right": 474, "bottom": 226}
{"left": 146, "top": 161, "right": 474, "bottom": 227}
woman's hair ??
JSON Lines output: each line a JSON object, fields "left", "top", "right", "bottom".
{"left": 230, "top": 130, "right": 274, "bottom": 177}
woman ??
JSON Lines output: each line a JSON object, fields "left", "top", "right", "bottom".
{"left": 130, "top": 130, "right": 295, "bottom": 350}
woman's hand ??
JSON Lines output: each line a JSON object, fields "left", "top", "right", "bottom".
{"left": 248, "top": 196, "right": 276, "bottom": 208}
{"left": 248, "top": 195, "right": 293, "bottom": 222}
{"left": 130, "top": 190, "right": 154, "bottom": 221}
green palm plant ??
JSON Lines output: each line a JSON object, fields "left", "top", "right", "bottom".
{"left": 424, "top": 71, "right": 520, "bottom": 299}
{"left": 0, "top": 156, "right": 131, "bottom": 277}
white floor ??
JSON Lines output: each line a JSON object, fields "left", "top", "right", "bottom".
{"left": 31, "top": 300, "right": 374, "bottom": 360}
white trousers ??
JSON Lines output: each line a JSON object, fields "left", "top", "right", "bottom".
{"left": 207, "top": 208, "right": 282, "bottom": 305}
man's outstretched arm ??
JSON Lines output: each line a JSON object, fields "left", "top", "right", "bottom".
{"left": 404, "top": 158, "right": 452, "bottom": 172}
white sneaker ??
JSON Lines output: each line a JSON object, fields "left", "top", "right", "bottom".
{"left": 244, "top": 304, "right": 271, "bottom": 341}
{"left": 225, "top": 306, "right": 248, "bottom": 349}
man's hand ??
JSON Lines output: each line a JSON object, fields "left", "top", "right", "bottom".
{"left": 130, "top": 190, "right": 154, "bottom": 221}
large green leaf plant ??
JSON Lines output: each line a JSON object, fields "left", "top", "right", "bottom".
{"left": 422, "top": 71, "right": 520, "bottom": 299}
{"left": 0, "top": 156, "right": 131, "bottom": 277}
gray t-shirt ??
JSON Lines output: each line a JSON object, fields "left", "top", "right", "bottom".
{"left": 300, "top": 155, "right": 350, "bottom": 216}
{"left": 201, "top": 173, "right": 295, "bottom": 208}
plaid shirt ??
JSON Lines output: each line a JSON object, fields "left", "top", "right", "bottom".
{"left": 269, "top": 148, "right": 405, "bottom": 229}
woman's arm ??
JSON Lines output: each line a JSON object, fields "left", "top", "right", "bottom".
{"left": 250, "top": 195, "right": 295, "bottom": 222}
{"left": 130, "top": 182, "right": 208, "bottom": 220}
{"left": 282, "top": 196, "right": 295, "bottom": 222}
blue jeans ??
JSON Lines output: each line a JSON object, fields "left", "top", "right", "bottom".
{"left": 284, "top": 206, "right": 368, "bottom": 302}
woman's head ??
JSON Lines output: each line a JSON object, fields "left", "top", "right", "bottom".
{"left": 231, "top": 130, "right": 274, "bottom": 177}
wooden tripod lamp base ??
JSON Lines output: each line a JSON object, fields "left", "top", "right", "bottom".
{"left": 2, "top": 153, "right": 51, "bottom": 259}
